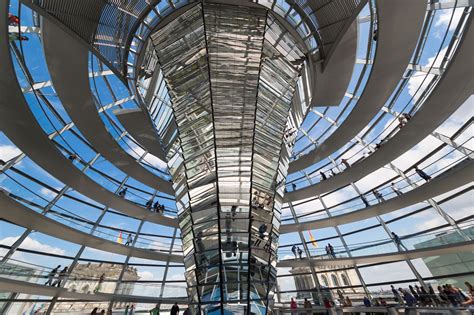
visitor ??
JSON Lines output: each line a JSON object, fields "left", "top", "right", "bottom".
{"left": 462, "top": 282, "right": 474, "bottom": 305}
{"left": 465, "top": 281, "right": 474, "bottom": 296}
{"left": 363, "top": 296, "right": 371, "bottom": 307}
{"left": 401, "top": 288, "right": 417, "bottom": 306}
{"left": 428, "top": 284, "right": 439, "bottom": 306}
{"left": 320, "top": 171, "right": 327, "bottom": 181}
{"left": 158, "top": 204, "right": 165, "bottom": 214}
{"left": 146, "top": 199, "right": 153, "bottom": 210}
{"left": 418, "top": 286, "right": 430, "bottom": 306}
{"left": 125, "top": 233, "right": 133, "bottom": 246}
{"left": 118, "top": 187, "right": 127, "bottom": 198}
{"left": 372, "top": 189, "right": 384, "bottom": 202}
{"left": 398, "top": 113, "right": 412, "bottom": 128}
{"left": 291, "top": 245, "right": 297, "bottom": 259}
{"left": 292, "top": 183, "right": 296, "bottom": 191}
{"left": 409, "top": 285, "right": 419, "bottom": 304}
{"left": 414, "top": 166, "right": 431, "bottom": 182}
{"left": 372, "top": 28, "right": 378, "bottom": 41}
{"left": 91, "top": 307, "right": 99, "bottom": 314}
{"left": 100, "top": 310, "right": 105, "bottom": 315}
{"left": 304, "top": 298, "right": 312, "bottom": 313}
{"left": 341, "top": 158, "right": 350, "bottom": 169}
{"left": 94, "top": 273, "right": 105, "bottom": 293}
{"left": 231, "top": 205, "right": 237, "bottom": 220}
{"left": 290, "top": 297, "right": 297, "bottom": 313}
{"left": 361, "top": 195, "right": 370, "bottom": 207}
{"left": 8, "top": 13, "right": 20, "bottom": 26}
{"left": 153, "top": 201, "right": 160, "bottom": 212}
{"left": 330, "top": 169, "right": 336, "bottom": 177}
{"left": 391, "top": 182, "right": 403, "bottom": 196}
{"left": 344, "top": 296, "right": 352, "bottom": 307}
{"left": 323, "top": 297, "right": 333, "bottom": 310}
{"left": 68, "top": 153, "right": 78, "bottom": 161}
{"left": 53, "top": 266, "right": 68, "bottom": 287}
{"left": 437, "top": 285, "right": 449, "bottom": 305}
{"left": 255, "top": 223, "right": 267, "bottom": 247}
{"left": 171, "top": 302, "right": 179, "bottom": 315}
{"left": 391, "top": 232, "right": 405, "bottom": 250}
{"left": 328, "top": 243, "right": 335, "bottom": 258}
{"left": 297, "top": 247, "right": 303, "bottom": 260}
{"left": 391, "top": 285, "right": 403, "bottom": 305}
{"left": 45, "top": 265, "right": 60, "bottom": 286}
{"left": 379, "top": 297, "right": 387, "bottom": 306}
{"left": 8, "top": 33, "right": 28, "bottom": 41}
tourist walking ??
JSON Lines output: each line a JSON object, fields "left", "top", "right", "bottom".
{"left": 291, "top": 245, "right": 297, "bottom": 259}
{"left": 125, "top": 233, "right": 133, "bottom": 246}
{"left": 391, "top": 182, "right": 403, "bottom": 196}
{"left": 52, "top": 266, "right": 68, "bottom": 287}
{"left": 45, "top": 265, "right": 60, "bottom": 286}
{"left": 170, "top": 302, "right": 180, "bottom": 315}
{"left": 414, "top": 166, "right": 431, "bottom": 182}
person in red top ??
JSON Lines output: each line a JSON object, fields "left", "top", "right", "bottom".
{"left": 8, "top": 13, "right": 20, "bottom": 26}
{"left": 290, "top": 298, "right": 297, "bottom": 313}
{"left": 323, "top": 298, "right": 333, "bottom": 308}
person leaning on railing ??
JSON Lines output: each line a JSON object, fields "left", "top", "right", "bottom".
{"left": 462, "top": 281, "right": 474, "bottom": 306}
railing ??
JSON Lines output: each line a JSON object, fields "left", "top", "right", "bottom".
{"left": 277, "top": 223, "right": 474, "bottom": 261}
{"left": 272, "top": 306, "right": 472, "bottom": 315}
{"left": 281, "top": 144, "right": 471, "bottom": 223}
{"left": 0, "top": 256, "right": 188, "bottom": 297}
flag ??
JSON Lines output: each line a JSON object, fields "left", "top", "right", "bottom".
{"left": 117, "top": 231, "right": 123, "bottom": 244}
{"left": 308, "top": 230, "right": 318, "bottom": 248}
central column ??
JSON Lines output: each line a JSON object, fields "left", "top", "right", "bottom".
{"left": 152, "top": 3, "right": 305, "bottom": 314}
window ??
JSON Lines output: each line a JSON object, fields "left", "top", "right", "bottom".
{"left": 341, "top": 274, "right": 350, "bottom": 286}
{"left": 331, "top": 274, "right": 339, "bottom": 287}
{"left": 321, "top": 275, "right": 329, "bottom": 287}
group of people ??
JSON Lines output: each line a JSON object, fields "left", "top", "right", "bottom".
{"left": 325, "top": 243, "right": 336, "bottom": 258}
{"left": 284, "top": 127, "right": 298, "bottom": 148}
{"left": 318, "top": 159, "right": 351, "bottom": 182}
{"left": 289, "top": 281, "right": 473, "bottom": 313}
{"left": 118, "top": 189, "right": 167, "bottom": 214}
{"left": 8, "top": 13, "right": 29, "bottom": 42}
{"left": 90, "top": 307, "right": 114, "bottom": 315}
{"left": 44, "top": 265, "right": 68, "bottom": 287}
{"left": 392, "top": 282, "right": 474, "bottom": 307}
{"left": 291, "top": 245, "right": 304, "bottom": 259}
{"left": 150, "top": 302, "right": 186, "bottom": 315}
{"left": 146, "top": 198, "right": 165, "bottom": 214}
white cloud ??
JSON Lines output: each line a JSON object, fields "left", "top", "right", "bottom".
{"left": 407, "top": 47, "right": 448, "bottom": 102}
{"left": 435, "top": 95, "right": 474, "bottom": 137}
{"left": 435, "top": 8, "right": 464, "bottom": 31}
{"left": 40, "top": 187, "right": 56, "bottom": 198}
{"left": 0, "top": 144, "right": 22, "bottom": 162}
{"left": 124, "top": 139, "right": 168, "bottom": 171}
{"left": 137, "top": 270, "right": 155, "bottom": 281}
{"left": 0, "top": 236, "right": 65, "bottom": 256}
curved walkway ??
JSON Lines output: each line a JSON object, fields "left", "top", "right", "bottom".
{"left": 285, "top": 13, "right": 474, "bottom": 201}
{"left": 0, "top": 191, "right": 183, "bottom": 263}
{"left": 310, "top": 20, "right": 357, "bottom": 107}
{"left": 276, "top": 240, "right": 474, "bottom": 267}
{"left": 281, "top": 158, "right": 474, "bottom": 233}
{"left": 42, "top": 19, "right": 174, "bottom": 195}
{"left": 288, "top": 0, "right": 427, "bottom": 172}
{"left": 0, "top": 277, "right": 187, "bottom": 304}
{"left": 114, "top": 108, "right": 167, "bottom": 161}
{"left": 0, "top": 8, "right": 177, "bottom": 228}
